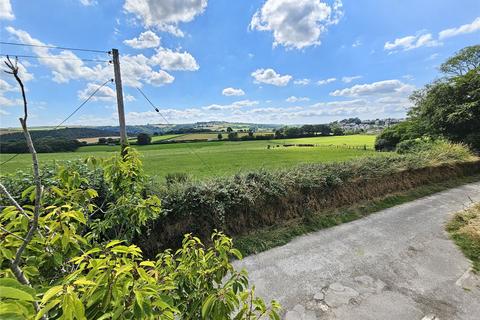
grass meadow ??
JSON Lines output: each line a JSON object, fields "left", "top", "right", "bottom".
{"left": 0, "top": 135, "right": 378, "bottom": 180}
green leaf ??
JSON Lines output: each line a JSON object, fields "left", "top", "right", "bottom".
{"left": 41, "top": 285, "right": 63, "bottom": 304}
{"left": 0, "top": 286, "right": 35, "bottom": 301}
{"left": 139, "top": 260, "right": 155, "bottom": 267}
{"left": 106, "top": 240, "right": 124, "bottom": 248}
{"left": 73, "top": 278, "right": 97, "bottom": 286}
{"left": 35, "top": 299, "right": 60, "bottom": 320}
{"left": 201, "top": 294, "right": 216, "bottom": 319}
{"left": 21, "top": 186, "right": 35, "bottom": 200}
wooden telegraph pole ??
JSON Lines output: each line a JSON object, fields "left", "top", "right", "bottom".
{"left": 111, "top": 48, "right": 128, "bottom": 152}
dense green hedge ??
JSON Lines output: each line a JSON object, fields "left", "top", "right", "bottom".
{"left": 2, "top": 143, "right": 478, "bottom": 258}
{"left": 0, "top": 137, "right": 83, "bottom": 153}
{"left": 136, "top": 144, "right": 478, "bottom": 256}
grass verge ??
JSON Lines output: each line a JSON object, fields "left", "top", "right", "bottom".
{"left": 235, "top": 174, "right": 480, "bottom": 256}
{"left": 446, "top": 203, "right": 480, "bottom": 272}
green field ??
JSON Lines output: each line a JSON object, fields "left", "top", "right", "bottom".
{"left": 282, "top": 135, "right": 375, "bottom": 146}
{"left": 0, "top": 135, "right": 379, "bottom": 180}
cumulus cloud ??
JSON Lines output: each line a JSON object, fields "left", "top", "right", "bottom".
{"left": 439, "top": 17, "right": 480, "bottom": 40}
{"left": 330, "top": 80, "right": 415, "bottom": 97}
{"left": 316, "top": 77, "right": 336, "bottom": 85}
{"left": 352, "top": 39, "right": 362, "bottom": 47}
{"left": 203, "top": 100, "right": 258, "bottom": 111}
{"left": 294, "top": 78, "right": 310, "bottom": 85}
{"left": 124, "top": 30, "right": 161, "bottom": 49}
{"left": 0, "top": 77, "right": 22, "bottom": 113}
{"left": 250, "top": 0, "right": 343, "bottom": 49}
{"left": 123, "top": 0, "right": 207, "bottom": 37}
{"left": 222, "top": 87, "right": 245, "bottom": 96}
{"left": 5, "top": 27, "right": 189, "bottom": 87}
{"left": 77, "top": 82, "right": 135, "bottom": 102}
{"left": 286, "top": 96, "right": 309, "bottom": 102}
{"left": 79, "top": 0, "right": 97, "bottom": 6}
{"left": 150, "top": 48, "right": 199, "bottom": 71}
{"left": 384, "top": 33, "right": 441, "bottom": 51}
{"left": 385, "top": 17, "right": 480, "bottom": 52}
{"left": 342, "top": 75, "right": 362, "bottom": 83}
{"left": 0, "top": 0, "right": 14, "bottom": 20}
{"left": 251, "top": 68, "right": 292, "bottom": 86}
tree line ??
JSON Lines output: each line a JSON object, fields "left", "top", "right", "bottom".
{"left": 0, "top": 137, "right": 85, "bottom": 153}
{"left": 375, "top": 45, "right": 480, "bottom": 152}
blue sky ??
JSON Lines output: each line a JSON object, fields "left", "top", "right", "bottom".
{"left": 0, "top": 0, "right": 479, "bottom": 127}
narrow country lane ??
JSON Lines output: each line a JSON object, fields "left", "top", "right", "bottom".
{"left": 235, "top": 182, "right": 480, "bottom": 320}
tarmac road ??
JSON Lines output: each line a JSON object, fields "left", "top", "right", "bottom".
{"left": 235, "top": 181, "right": 480, "bottom": 319}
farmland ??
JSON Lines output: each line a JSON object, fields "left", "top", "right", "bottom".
{"left": 0, "top": 135, "right": 377, "bottom": 180}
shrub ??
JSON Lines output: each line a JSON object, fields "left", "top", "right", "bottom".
{"left": 396, "top": 138, "right": 433, "bottom": 154}
{"left": 137, "top": 133, "right": 152, "bottom": 145}
{"left": 0, "top": 149, "right": 280, "bottom": 319}
{"left": 396, "top": 139, "right": 474, "bottom": 162}
{"left": 417, "top": 140, "right": 474, "bottom": 164}
{"left": 0, "top": 137, "right": 81, "bottom": 153}
{"left": 374, "top": 120, "right": 424, "bottom": 151}
{"left": 165, "top": 172, "right": 190, "bottom": 184}
{"left": 465, "top": 132, "right": 480, "bottom": 153}
{"left": 228, "top": 132, "right": 239, "bottom": 141}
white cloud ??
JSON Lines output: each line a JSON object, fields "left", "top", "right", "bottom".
{"left": 286, "top": 96, "right": 310, "bottom": 102}
{"left": 123, "top": 0, "right": 207, "bottom": 37}
{"left": 150, "top": 48, "right": 199, "bottom": 71}
{"left": 5, "top": 27, "right": 179, "bottom": 87}
{"left": 251, "top": 68, "right": 292, "bottom": 86}
{"left": 330, "top": 79, "right": 415, "bottom": 97}
{"left": 0, "top": 0, "right": 14, "bottom": 20}
{"left": 203, "top": 100, "right": 258, "bottom": 111}
{"left": 352, "top": 39, "right": 362, "bottom": 47}
{"left": 0, "top": 79, "right": 15, "bottom": 92}
{"left": 0, "top": 77, "right": 22, "bottom": 112}
{"left": 79, "top": 0, "right": 97, "bottom": 6}
{"left": 384, "top": 33, "right": 441, "bottom": 51}
{"left": 342, "top": 75, "right": 362, "bottom": 83}
{"left": 77, "top": 82, "right": 135, "bottom": 102}
{"left": 294, "top": 78, "right": 310, "bottom": 85}
{"left": 316, "top": 77, "right": 336, "bottom": 85}
{"left": 250, "top": 0, "right": 343, "bottom": 49}
{"left": 222, "top": 87, "right": 245, "bottom": 96}
{"left": 124, "top": 30, "right": 160, "bottom": 49}
{"left": 439, "top": 17, "right": 480, "bottom": 40}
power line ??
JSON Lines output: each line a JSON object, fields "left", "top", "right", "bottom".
{"left": 135, "top": 87, "right": 215, "bottom": 174}
{"left": 0, "top": 154, "right": 20, "bottom": 166}
{"left": 0, "top": 53, "right": 111, "bottom": 63}
{"left": 0, "top": 79, "right": 114, "bottom": 167}
{"left": 0, "top": 41, "right": 109, "bottom": 54}
{"left": 54, "top": 79, "right": 113, "bottom": 129}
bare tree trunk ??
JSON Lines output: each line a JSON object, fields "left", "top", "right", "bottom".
{"left": 2, "top": 56, "right": 43, "bottom": 316}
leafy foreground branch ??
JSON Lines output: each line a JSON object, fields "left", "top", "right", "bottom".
{"left": 0, "top": 57, "right": 280, "bottom": 319}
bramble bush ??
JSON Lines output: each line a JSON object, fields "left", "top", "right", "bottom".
{"left": 0, "top": 148, "right": 280, "bottom": 320}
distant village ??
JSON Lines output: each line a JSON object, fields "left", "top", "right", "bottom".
{"left": 331, "top": 117, "right": 405, "bottom": 134}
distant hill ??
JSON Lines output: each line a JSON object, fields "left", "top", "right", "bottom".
{"left": 0, "top": 127, "right": 119, "bottom": 142}
{"left": 0, "top": 122, "right": 282, "bottom": 143}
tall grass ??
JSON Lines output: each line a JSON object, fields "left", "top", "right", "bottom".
{"left": 447, "top": 203, "right": 480, "bottom": 272}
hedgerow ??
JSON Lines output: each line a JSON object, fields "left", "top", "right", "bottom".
{"left": 0, "top": 148, "right": 281, "bottom": 319}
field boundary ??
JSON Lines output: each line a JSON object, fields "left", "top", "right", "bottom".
{"left": 235, "top": 174, "right": 480, "bottom": 255}
{"left": 137, "top": 160, "right": 480, "bottom": 256}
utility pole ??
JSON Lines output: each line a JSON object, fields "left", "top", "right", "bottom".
{"left": 111, "top": 48, "right": 128, "bottom": 152}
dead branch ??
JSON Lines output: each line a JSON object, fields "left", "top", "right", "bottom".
{"left": 0, "top": 182, "right": 32, "bottom": 220}
{"left": 3, "top": 55, "right": 43, "bottom": 316}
